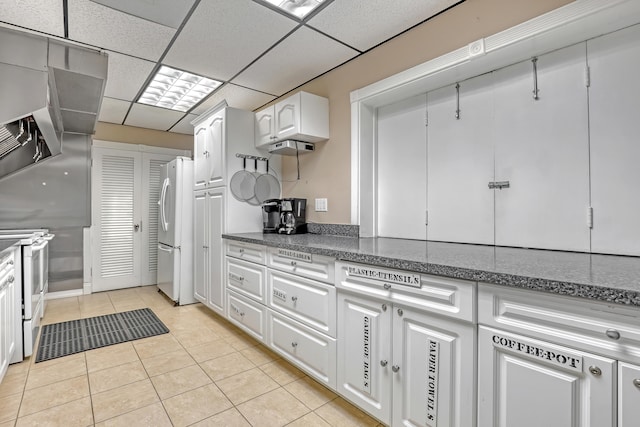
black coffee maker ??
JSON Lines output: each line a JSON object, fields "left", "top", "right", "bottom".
{"left": 278, "top": 198, "right": 307, "bottom": 235}
{"left": 262, "top": 199, "right": 281, "bottom": 233}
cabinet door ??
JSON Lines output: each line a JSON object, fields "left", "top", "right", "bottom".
{"left": 427, "top": 74, "right": 494, "bottom": 245}
{"left": 0, "top": 281, "right": 8, "bottom": 381}
{"left": 274, "top": 95, "right": 300, "bottom": 140}
{"left": 206, "top": 188, "right": 225, "bottom": 315}
{"left": 194, "top": 125, "right": 209, "bottom": 190}
{"left": 392, "top": 306, "right": 475, "bottom": 427}
{"left": 588, "top": 24, "right": 640, "bottom": 255}
{"left": 207, "top": 113, "right": 225, "bottom": 188}
{"left": 478, "top": 326, "right": 616, "bottom": 427}
{"left": 377, "top": 94, "right": 427, "bottom": 240}
{"left": 140, "top": 152, "right": 174, "bottom": 286}
{"left": 255, "top": 106, "right": 275, "bottom": 148}
{"left": 92, "top": 148, "right": 142, "bottom": 291}
{"left": 193, "top": 191, "right": 207, "bottom": 304}
{"left": 618, "top": 362, "right": 640, "bottom": 427}
{"left": 493, "top": 43, "right": 590, "bottom": 251}
{"left": 337, "top": 291, "right": 392, "bottom": 424}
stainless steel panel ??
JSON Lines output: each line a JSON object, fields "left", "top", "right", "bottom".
{"left": 0, "top": 63, "right": 48, "bottom": 124}
{"left": 47, "top": 226, "right": 84, "bottom": 292}
{"left": 0, "top": 27, "right": 48, "bottom": 71}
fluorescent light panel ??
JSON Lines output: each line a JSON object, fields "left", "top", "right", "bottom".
{"left": 138, "top": 65, "right": 222, "bottom": 112}
{"left": 261, "top": 0, "right": 325, "bottom": 19}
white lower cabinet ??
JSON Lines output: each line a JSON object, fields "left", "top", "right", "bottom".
{"left": 194, "top": 188, "right": 225, "bottom": 315}
{"left": 227, "top": 290, "right": 267, "bottom": 343}
{"left": 619, "top": 362, "right": 640, "bottom": 427}
{"left": 267, "top": 309, "right": 336, "bottom": 388}
{"left": 0, "top": 247, "right": 18, "bottom": 383}
{"left": 336, "top": 261, "right": 476, "bottom": 426}
{"left": 478, "top": 326, "right": 615, "bottom": 427}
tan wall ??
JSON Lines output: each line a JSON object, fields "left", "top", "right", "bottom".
{"left": 94, "top": 122, "right": 193, "bottom": 152}
{"left": 280, "top": 0, "right": 573, "bottom": 225}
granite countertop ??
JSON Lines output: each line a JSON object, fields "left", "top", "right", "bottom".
{"left": 223, "top": 232, "right": 640, "bottom": 307}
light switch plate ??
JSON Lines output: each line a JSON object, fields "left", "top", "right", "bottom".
{"left": 315, "top": 198, "right": 328, "bottom": 212}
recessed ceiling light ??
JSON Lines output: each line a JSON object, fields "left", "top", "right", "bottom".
{"left": 138, "top": 65, "right": 222, "bottom": 112}
{"left": 260, "top": 0, "right": 326, "bottom": 19}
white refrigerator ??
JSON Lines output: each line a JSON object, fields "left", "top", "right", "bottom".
{"left": 157, "top": 157, "right": 195, "bottom": 305}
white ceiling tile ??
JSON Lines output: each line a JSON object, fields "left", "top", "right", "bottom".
{"left": 103, "top": 51, "right": 155, "bottom": 101}
{"left": 232, "top": 26, "right": 358, "bottom": 95}
{"left": 163, "top": 0, "right": 298, "bottom": 81}
{"left": 192, "top": 84, "right": 276, "bottom": 115}
{"left": 68, "top": 0, "right": 176, "bottom": 61}
{"left": 0, "top": 0, "right": 64, "bottom": 37}
{"left": 308, "top": 0, "right": 459, "bottom": 51}
{"left": 124, "top": 103, "right": 185, "bottom": 131}
{"left": 98, "top": 97, "right": 130, "bottom": 124}
{"left": 169, "top": 114, "right": 198, "bottom": 135}
{"left": 89, "top": 0, "right": 195, "bottom": 29}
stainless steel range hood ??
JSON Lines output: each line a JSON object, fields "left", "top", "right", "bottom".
{"left": 0, "top": 26, "right": 107, "bottom": 180}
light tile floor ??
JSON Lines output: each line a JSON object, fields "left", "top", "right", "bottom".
{"left": 0, "top": 286, "right": 384, "bottom": 426}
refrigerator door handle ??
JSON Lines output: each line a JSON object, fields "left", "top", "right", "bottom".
{"left": 157, "top": 244, "right": 173, "bottom": 253}
{"left": 159, "top": 177, "right": 170, "bottom": 232}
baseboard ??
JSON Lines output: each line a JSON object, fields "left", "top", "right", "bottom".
{"left": 83, "top": 282, "right": 92, "bottom": 295}
{"left": 46, "top": 289, "right": 84, "bottom": 300}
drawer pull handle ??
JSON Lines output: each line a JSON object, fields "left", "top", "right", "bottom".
{"left": 291, "top": 296, "right": 298, "bottom": 303}
{"left": 633, "top": 379, "right": 640, "bottom": 388}
{"left": 291, "top": 342, "right": 298, "bottom": 348}
{"left": 383, "top": 283, "right": 391, "bottom": 290}
{"left": 397, "top": 308, "right": 403, "bottom": 316}
{"left": 605, "top": 329, "right": 621, "bottom": 340}
{"left": 8, "top": 260, "right": 13, "bottom": 265}
{"left": 392, "top": 365, "right": 400, "bottom": 373}
{"left": 589, "top": 366, "right": 602, "bottom": 376}
{"left": 290, "top": 261, "right": 297, "bottom": 267}
{"left": 381, "top": 303, "right": 387, "bottom": 312}
{"left": 8, "top": 275, "right": 14, "bottom": 283}
{"left": 380, "top": 360, "right": 388, "bottom": 367}
{"left": 239, "top": 248, "right": 244, "bottom": 254}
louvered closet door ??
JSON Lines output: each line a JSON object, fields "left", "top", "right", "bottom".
{"left": 92, "top": 148, "right": 142, "bottom": 291}
{"left": 141, "top": 153, "right": 175, "bottom": 286}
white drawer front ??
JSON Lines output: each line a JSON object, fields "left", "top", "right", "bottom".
{"left": 227, "top": 290, "right": 267, "bottom": 344}
{"left": 479, "top": 283, "right": 640, "bottom": 364}
{"left": 268, "top": 310, "right": 336, "bottom": 389}
{"left": 226, "top": 257, "right": 267, "bottom": 303}
{"left": 336, "top": 261, "right": 476, "bottom": 322}
{"left": 267, "top": 247, "right": 335, "bottom": 284}
{"left": 267, "top": 270, "right": 336, "bottom": 337}
{"left": 226, "top": 241, "right": 266, "bottom": 265}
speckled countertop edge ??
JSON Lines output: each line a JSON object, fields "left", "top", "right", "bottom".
{"left": 223, "top": 233, "right": 640, "bottom": 308}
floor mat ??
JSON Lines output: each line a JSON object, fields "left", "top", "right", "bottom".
{"left": 35, "top": 308, "right": 169, "bottom": 363}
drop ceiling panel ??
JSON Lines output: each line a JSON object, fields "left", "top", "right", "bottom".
{"left": 169, "top": 114, "right": 198, "bottom": 135}
{"left": 193, "top": 84, "right": 276, "bottom": 115}
{"left": 99, "top": 97, "right": 130, "bottom": 124}
{"left": 308, "top": 0, "right": 459, "bottom": 51}
{"left": 163, "top": 0, "right": 298, "bottom": 81}
{"left": 0, "top": 0, "right": 65, "bottom": 37}
{"left": 233, "top": 26, "right": 358, "bottom": 95}
{"left": 103, "top": 51, "right": 155, "bottom": 101}
{"left": 124, "top": 103, "right": 185, "bottom": 131}
{"left": 89, "top": 0, "right": 195, "bottom": 29}
{"left": 68, "top": 0, "right": 176, "bottom": 61}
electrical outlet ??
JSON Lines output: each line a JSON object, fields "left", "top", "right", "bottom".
{"left": 315, "top": 198, "right": 328, "bottom": 212}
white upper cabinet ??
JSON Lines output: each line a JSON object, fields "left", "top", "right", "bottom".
{"left": 255, "top": 91, "right": 329, "bottom": 149}
{"left": 427, "top": 74, "right": 495, "bottom": 245}
{"left": 194, "top": 109, "right": 225, "bottom": 190}
{"left": 377, "top": 94, "right": 427, "bottom": 240}
{"left": 493, "top": 43, "right": 590, "bottom": 252}
{"left": 588, "top": 24, "right": 640, "bottom": 256}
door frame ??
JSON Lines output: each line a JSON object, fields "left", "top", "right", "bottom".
{"left": 86, "top": 140, "right": 190, "bottom": 294}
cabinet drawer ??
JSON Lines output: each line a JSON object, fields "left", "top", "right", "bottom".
{"left": 267, "top": 247, "right": 334, "bottom": 284}
{"left": 227, "top": 290, "right": 267, "bottom": 344}
{"left": 479, "top": 283, "right": 640, "bottom": 364}
{"left": 226, "top": 257, "right": 266, "bottom": 303}
{"left": 0, "top": 251, "right": 14, "bottom": 278}
{"left": 267, "top": 270, "right": 336, "bottom": 337}
{"left": 226, "top": 241, "right": 266, "bottom": 265}
{"left": 267, "top": 309, "right": 336, "bottom": 389}
{"left": 336, "top": 261, "right": 475, "bottom": 323}
{"left": 619, "top": 362, "right": 640, "bottom": 427}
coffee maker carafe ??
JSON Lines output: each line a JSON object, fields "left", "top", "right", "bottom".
{"left": 278, "top": 198, "right": 307, "bottom": 235}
